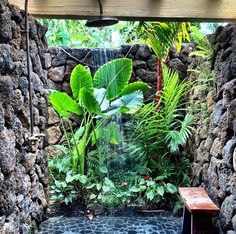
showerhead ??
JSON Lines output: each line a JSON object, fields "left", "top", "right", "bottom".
{"left": 85, "top": 16, "right": 119, "bottom": 27}
{"left": 85, "top": 0, "right": 119, "bottom": 27}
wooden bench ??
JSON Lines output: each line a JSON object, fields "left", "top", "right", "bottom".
{"left": 179, "top": 187, "right": 220, "bottom": 234}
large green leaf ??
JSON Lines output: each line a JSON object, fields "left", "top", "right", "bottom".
{"left": 156, "top": 185, "right": 165, "bottom": 197}
{"left": 166, "top": 183, "right": 177, "bottom": 194}
{"left": 79, "top": 88, "right": 101, "bottom": 115}
{"left": 99, "top": 165, "right": 108, "bottom": 174}
{"left": 49, "top": 92, "right": 83, "bottom": 118}
{"left": 93, "top": 58, "right": 132, "bottom": 101}
{"left": 146, "top": 188, "right": 155, "bottom": 200}
{"left": 72, "top": 136, "right": 87, "bottom": 174}
{"left": 73, "top": 127, "right": 85, "bottom": 141}
{"left": 94, "top": 123, "right": 120, "bottom": 144}
{"left": 107, "top": 122, "right": 120, "bottom": 144}
{"left": 94, "top": 88, "right": 110, "bottom": 112}
{"left": 147, "top": 22, "right": 181, "bottom": 59}
{"left": 70, "top": 64, "right": 93, "bottom": 100}
{"left": 111, "top": 91, "right": 144, "bottom": 114}
{"left": 119, "top": 82, "right": 150, "bottom": 96}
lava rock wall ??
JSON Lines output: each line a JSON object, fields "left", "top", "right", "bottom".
{"left": 191, "top": 24, "right": 236, "bottom": 233}
{"left": 0, "top": 1, "right": 48, "bottom": 233}
{"left": 45, "top": 44, "right": 192, "bottom": 150}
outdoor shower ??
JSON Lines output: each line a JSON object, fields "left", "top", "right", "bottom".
{"left": 85, "top": 0, "right": 119, "bottom": 27}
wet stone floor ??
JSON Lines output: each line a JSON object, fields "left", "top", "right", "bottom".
{"left": 37, "top": 215, "right": 182, "bottom": 234}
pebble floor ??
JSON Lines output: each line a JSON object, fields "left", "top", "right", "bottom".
{"left": 37, "top": 216, "right": 182, "bottom": 234}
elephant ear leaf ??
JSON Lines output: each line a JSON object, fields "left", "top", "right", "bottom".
{"left": 119, "top": 82, "right": 150, "bottom": 96}
{"left": 79, "top": 88, "right": 101, "bottom": 115}
{"left": 70, "top": 64, "right": 93, "bottom": 100}
{"left": 117, "top": 91, "right": 144, "bottom": 114}
{"left": 49, "top": 92, "right": 83, "bottom": 118}
{"left": 93, "top": 58, "right": 132, "bottom": 101}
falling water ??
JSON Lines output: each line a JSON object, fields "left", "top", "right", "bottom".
{"left": 90, "top": 48, "right": 126, "bottom": 184}
{"left": 90, "top": 48, "right": 119, "bottom": 75}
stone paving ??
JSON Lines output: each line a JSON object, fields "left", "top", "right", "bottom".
{"left": 37, "top": 215, "right": 182, "bottom": 234}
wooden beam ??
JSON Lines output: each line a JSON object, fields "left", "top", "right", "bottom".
{"left": 8, "top": 0, "right": 236, "bottom": 21}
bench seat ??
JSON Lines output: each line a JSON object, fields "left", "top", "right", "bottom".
{"left": 179, "top": 187, "right": 220, "bottom": 234}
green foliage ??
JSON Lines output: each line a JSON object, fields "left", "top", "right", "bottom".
{"left": 125, "top": 65, "right": 193, "bottom": 165}
{"left": 50, "top": 58, "right": 148, "bottom": 177}
{"left": 82, "top": 65, "right": 193, "bottom": 210}
{"left": 49, "top": 58, "right": 149, "bottom": 205}
{"left": 93, "top": 58, "right": 132, "bottom": 100}
{"left": 85, "top": 175, "right": 177, "bottom": 208}
{"left": 129, "top": 177, "right": 177, "bottom": 203}
{"left": 119, "top": 82, "right": 150, "bottom": 96}
{"left": 70, "top": 64, "right": 93, "bottom": 100}
{"left": 79, "top": 88, "right": 101, "bottom": 115}
{"left": 166, "top": 114, "right": 194, "bottom": 153}
{"left": 86, "top": 177, "right": 132, "bottom": 208}
{"left": 189, "top": 26, "right": 214, "bottom": 60}
{"left": 140, "top": 22, "right": 191, "bottom": 59}
{"left": 49, "top": 92, "right": 83, "bottom": 118}
{"left": 120, "top": 65, "right": 193, "bottom": 209}
{"left": 47, "top": 19, "right": 194, "bottom": 212}
{"left": 38, "top": 19, "right": 141, "bottom": 48}
{"left": 49, "top": 153, "right": 88, "bottom": 205}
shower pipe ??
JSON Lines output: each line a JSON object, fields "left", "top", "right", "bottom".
{"left": 25, "top": 0, "right": 34, "bottom": 136}
{"left": 98, "top": 0, "right": 103, "bottom": 15}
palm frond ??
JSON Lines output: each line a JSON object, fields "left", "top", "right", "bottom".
{"left": 166, "top": 114, "right": 194, "bottom": 153}
{"left": 189, "top": 26, "right": 213, "bottom": 60}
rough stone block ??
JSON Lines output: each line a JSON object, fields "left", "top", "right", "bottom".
{"left": 210, "top": 138, "right": 223, "bottom": 159}
{"left": 48, "top": 107, "right": 60, "bottom": 125}
{"left": 212, "top": 100, "right": 225, "bottom": 126}
{"left": 48, "top": 66, "right": 65, "bottom": 82}
{"left": 135, "top": 45, "right": 152, "bottom": 60}
{"left": 0, "top": 12, "right": 12, "bottom": 43}
{"left": 223, "top": 138, "right": 236, "bottom": 168}
{"left": 0, "top": 128, "right": 16, "bottom": 175}
{"left": 220, "top": 195, "right": 236, "bottom": 231}
{"left": 46, "top": 126, "right": 62, "bottom": 145}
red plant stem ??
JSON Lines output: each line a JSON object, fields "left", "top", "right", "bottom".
{"left": 155, "top": 49, "right": 170, "bottom": 110}
{"left": 156, "top": 59, "right": 162, "bottom": 110}
{"left": 165, "top": 49, "right": 171, "bottom": 64}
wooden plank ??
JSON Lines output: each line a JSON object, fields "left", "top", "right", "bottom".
{"left": 179, "top": 187, "right": 220, "bottom": 214}
{"left": 8, "top": 0, "right": 236, "bottom": 21}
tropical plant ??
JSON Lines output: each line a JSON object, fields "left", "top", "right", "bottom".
{"left": 189, "top": 26, "right": 214, "bottom": 60}
{"left": 145, "top": 22, "right": 191, "bottom": 107}
{"left": 49, "top": 150, "right": 88, "bottom": 205}
{"left": 130, "top": 176, "right": 177, "bottom": 204}
{"left": 49, "top": 58, "right": 150, "bottom": 177}
{"left": 119, "top": 65, "right": 193, "bottom": 212}
{"left": 125, "top": 65, "right": 193, "bottom": 165}
{"left": 86, "top": 177, "right": 133, "bottom": 208}
{"left": 38, "top": 19, "right": 142, "bottom": 48}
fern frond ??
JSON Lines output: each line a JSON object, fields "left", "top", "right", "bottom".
{"left": 166, "top": 114, "right": 194, "bottom": 153}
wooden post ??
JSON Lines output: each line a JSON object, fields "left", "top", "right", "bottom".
{"left": 182, "top": 207, "right": 191, "bottom": 234}
{"left": 191, "top": 213, "right": 213, "bottom": 234}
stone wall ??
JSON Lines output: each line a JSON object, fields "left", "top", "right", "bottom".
{"left": 45, "top": 44, "right": 192, "bottom": 149}
{"left": 191, "top": 24, "right": 236, "bottom": 233}
{"left": 0, "top": 1, "right": 48, "bottom": 233}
